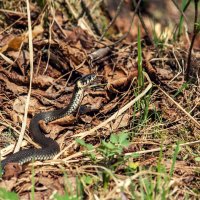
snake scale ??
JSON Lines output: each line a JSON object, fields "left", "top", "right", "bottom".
{"left": 1, "top": 74, "right": 96, "bottom": 171}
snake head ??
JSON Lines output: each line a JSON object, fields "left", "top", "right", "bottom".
{"left": 76, "top": 73, "right": 96, "bottom": 88}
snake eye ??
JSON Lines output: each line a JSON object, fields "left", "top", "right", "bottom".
{"left": 76, "top": 73, "right": 96, "bottom": 88}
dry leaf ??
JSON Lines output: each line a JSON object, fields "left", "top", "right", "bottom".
{"left": 80, "top": 115, "right": 93, "bottom": 123}
{"left": 156, "top": 67, "right": 174, "bottom": 80}
{"left": 50, "top": 115, "right": 76, "bottom": 126}
{"left": 0, "top": 177, "right": 17, "bottom": 190}
{"left": 104, "top": 65, "right": 137, "bottom": 92}
{"left": 0, "top": 73, "right": 25, "bottom": 94}
{"left": 32, "top": 24, "right": 44, "bottom": 38}
{"left": 0, "top": 35, "right": 26, "bottom": 53}
{"left": 3, "top": 163, "right": 22, "bottom": 180}
{"left": 13, "top": 96, "right": 38, "bottom": 114}
{"left": 65, "top": 27, "right": 95, "bottom": 49}
{"left": 34, "top": 75, "right": 54, "bottom": 87}
{"left": 109, "top": 112, "right": 130, "bottom": 131}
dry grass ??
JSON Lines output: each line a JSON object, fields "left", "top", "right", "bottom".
{"left": 0, "top": 0, "right": 199, "bottom": 199}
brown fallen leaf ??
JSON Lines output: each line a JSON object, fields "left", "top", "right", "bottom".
{"left": 143, "top": 50, "right": 159, "bottom": 82}
{"left": 13, "top": 96, "right": 38, "bottom": 114}
{"left": 50, "top": 114, "right": 76, "bottom": 126}
{"left": 101, "top": 97, "right": 119, "bottom": 114}
{"left": 0, "top": 66, "right": 55, "bottom": 88}
{"left": 36, "top": 176, "right": 65, "bottom": 196}
{"left": 3, "top": 163, "right": 22, "bottom": 180}
{"left": 82, "top": 95, "right": 103, "bottom": 111}
{"left": 156, "top": 67, "right": 174, "bottom": 80}
{"left": 32, "top": 24, "right": 44, "bottom": 39}
{"left": 8, "top": 50, "right": 30, "bottom": 75}
{"left": 161, "top": 160, "right": 197, "bottom": 175}
{"left": 4, "top": 107, "right": 22, "bottom": 124}
{"left": 75, "top": 64, "right": 91, "bottom": 75}
{"left": 0, "top": 21, "right": 43, "bottom": 53}
{"left": 58, "top": 176, "right": 77, "bottom": 195}
{"left": 0, "top": 35, "right": 26, "bottom": 53}
{"left": 104, "top": 65, "right": 137, "bottom": 92}
{"left": 0, "top": 177, "right": 17, "bottom": 191}
{"left": 162, "top": 107, "right": 179, "bottom": 121}
{"left": 0, "top": 73, "right": 25, "bottom": 94}
{"left": 80, "top": 115, "right": 93, "bottom": 124}
{"left": 34, "top": 75, "right": 54, "bottom": 88}
{"left": 65, "top": 27, "right": 95, "bottom": 49}
{"left": 106, "top": 112, "right": 130, "bottom": 131}
{"left": 38, "top": 115, "right": 76, "bottom": 139}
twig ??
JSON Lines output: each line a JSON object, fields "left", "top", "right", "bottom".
{"left": 33, "top": 139, "right": 200, "bottom": 167}
{"left": 0, "top": 16, "right": 24, "bottom": 35}
{"left": 108, "top": 0, "right": 142, "bottom": 47}
{"left": 62, "top": 140, "right": 200, "bottom": 164}
{"left": 168, "top": 48, "right": 183, "bottom": 83}
{"left": 171, "top": 0, "right": 189, "bottom": 23}
{"left": 43, "top": 5, "right": 55, "bottom": 74}
{"left": 1, "top": 141, "right": 28, "bottom": 158}
{"left": 0, "top": 53, "right": 14, "bottom": 65}
{"left": 0, "top": 121, "right": 38, "bottom": 147}
{"left": 124, "top": 140, "right": 200, "bottom": 156}
{"left": 0, "top": 9, "right": 26, "bottom": 15}
{"left": 132, "top": 0, "right": 153, "bottom": 44}
{"left": 186, "top": 0, "right": 199, "bottom": 80}
{"left": 64, "top": 0, "right": 96, "bottom": 37}
{"left": 158, "top": 86, "right": 200, "bottom": 129}
{"left": 14, "top": 0, "right": 34, "bottom": 153}
{"left": 99, "top": 0, "right": 125, "bottom": 41}
{"left": 80, "top": 1, "right": 101, "bottom": 36}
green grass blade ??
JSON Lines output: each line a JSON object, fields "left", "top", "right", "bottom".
{"left": 170, "top": 143, "right": 180, "bottom": 177}
{"left": 176, "top": 0, "right": 188, "bottom": 40}
{"left": 0, "top": 188, "right": 19, "bottom": 200}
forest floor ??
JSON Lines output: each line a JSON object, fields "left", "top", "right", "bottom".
{"left": 0, "top": 0, "right": 200, "bottom": 199}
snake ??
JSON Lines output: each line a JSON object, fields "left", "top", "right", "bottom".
{"left": 1, "top": 73, "right": 96, "bottom": 170}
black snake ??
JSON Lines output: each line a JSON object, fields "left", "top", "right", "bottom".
{"left": 1, "top": 74, "right": 96, "bottom": 171}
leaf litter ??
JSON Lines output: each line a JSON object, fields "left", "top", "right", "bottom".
{"left": 0, "top": 1, "right": 200, "bottom": 199}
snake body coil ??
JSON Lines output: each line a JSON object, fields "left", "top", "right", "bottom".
{"left": 1, "top": 74, "right": 96, "bottom": 169}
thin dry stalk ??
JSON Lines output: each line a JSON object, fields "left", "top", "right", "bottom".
{"left": 0, "top": 53, "right": 14, "bottom": 65}
{"left": 1, "top": 141, "right": 28, "bottom": 158}
{"left": 99, "top": 0, "right": 125, "bottom": 41}
{"left": 64, "top": 0, "right": 95, "bottom": 37}
{"left": 28, "top": 139, "right": 200, "bottom": 171}
{"left": 14, "top": 0, "right": 34, "bottom": 153}
{"left": 109, "top": 0, "right": 142, "bottom": 47}
{"left": 171, "top": 0, "right": 188, "bottom": 23}
{"left": 0, "top": 16, "right": 24, "bottom": 35}
{"left": 158, "top": 86, "right": 200, "bottom": 129}
{"left": 125, "top": 140, "right": 200, "bottom": 156}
